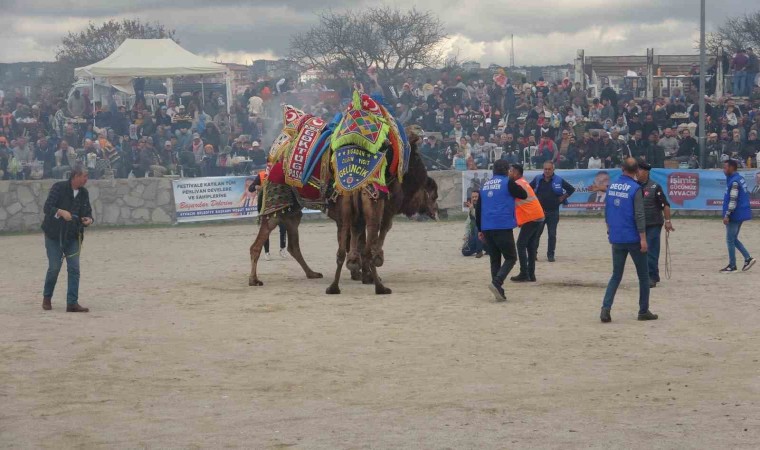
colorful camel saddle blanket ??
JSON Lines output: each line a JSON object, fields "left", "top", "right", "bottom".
{"left": 260, "top": 179, "right": 298, "bottom": 217}
{"left": 284, "top": 115, "right": 326, "bottom": 188}
{"left": 331, "top": 91, "right": 390, "bottom": 155}
{"left": 332, "top": 145, "right": 387, "bottom": 193}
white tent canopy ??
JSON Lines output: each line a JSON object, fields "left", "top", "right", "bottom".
{"left": 75, "top": 39, "right": 227, "bottom": 78}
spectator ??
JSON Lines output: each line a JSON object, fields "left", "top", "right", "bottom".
{"left": 677, "top": 129, "right": 699, "bottom": 166}
{"left": 732, "top": 49, "right": 750, "bottom": 97}
{"left": 657, "top": 128, "right": 679, "bottom": 159}
{"left": 470, "top": 135, "right": 490, "bottom": 169}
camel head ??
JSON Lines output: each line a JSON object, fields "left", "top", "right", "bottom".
{"left": 397, "top": 134, "right": 438, "bottom": 220}
{"left": 417, "top": 176, "right": 439, "bottom": 221}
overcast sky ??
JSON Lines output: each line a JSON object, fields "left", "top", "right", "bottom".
{"left": 0, "top": 0, "right": 756, "bottom": 66}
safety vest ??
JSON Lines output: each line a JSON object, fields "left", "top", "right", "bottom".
{"left": 515, "top": 178, "right": 545, "bottom": 226}
{"left": 605, "top": 174, "right": 641, "bottom": 244}
{"left": 723, "top": 172, "right": 752, "bottom": 223}
{"left": 479, "top": 175, "right": 518, "bottom": 231}
{"left": 259, "top": 170, "right": 268, "bottom": 182}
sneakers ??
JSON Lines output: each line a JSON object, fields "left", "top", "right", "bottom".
{"left": 264, "top": 252, "right": 271, "bottom": 261}
{"left": 719, "top": 265, "right": 737, "bottom": 274}
{"left": 638, "top": 311, "right": 659, "bottom": 321}
{"left": 510, "top": 273, "right": 530, "bottom": 283}
{"left": 42, "top": 296, "right": 51, "bottom": 311}
{"left": 279, "top": 248, "right": 288, "bottom": 259}
{"left": 743, "top": 257, "right": 756, "bottom": 272}
{"left": 475, "top": 251, "right": 484, "bottom": 259}
{"left": 488, "top": 282, "right": 507, "bottom": 302}
{"left": 649, "top": 279, "right": 657, "bottom": 288}
{"left": 547, "top": 255, "right": 555, "bottom": 262}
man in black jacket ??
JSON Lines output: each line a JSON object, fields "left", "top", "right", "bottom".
{"left": 41, "top": 162, "right": 93, "bottom": 312}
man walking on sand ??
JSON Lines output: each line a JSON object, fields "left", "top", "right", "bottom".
{"left": 475, "top": 160, "right": 528, "bottom": 302}
{"left": 600, "top": 158, "right": 658, "bottom": 323}
{"left": 720, "top": 159, "right": 755, "bottom": 273}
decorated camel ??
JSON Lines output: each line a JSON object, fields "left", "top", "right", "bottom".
{"left": 247, "top": 92, "right": 438, "bottom": 294}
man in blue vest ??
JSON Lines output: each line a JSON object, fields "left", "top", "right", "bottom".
{"left": 600, "top": 157, "right": 658, "bottom": 323}
{"left": 475, "top": 160, "right": 528, "bottom": 302}
{"left": 530, "top": 161, "right": 576, "bottom": 262}
{"left": 720, "top": 159, "right": 755, "bottom": 273}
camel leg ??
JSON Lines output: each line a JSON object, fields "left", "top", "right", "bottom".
{"left": 326, "top": 197, "right": 351, "bottom": 295}
{"left": 361, "top": 194, "right": 391, "bottom": 295}
{"left": 350, "top": 230, "right": 364, "bottom": 281}
{"left": 360, "top": 231, "right": 374, "bottom": 285}
{"left": 249, "top": 216, "right": 279, "bottom": 286}
{"left": 345, "top": 194, "right": 363, "bottom": 273}
{"left": 283, "top": 211, "right": 323, "bottom": 280}
{"left": 372, "top": 200, "right": 396, "bottom": 268}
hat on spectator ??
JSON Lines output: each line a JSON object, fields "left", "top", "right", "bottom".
{"left": 251, "top": 141, "right": 260, "bottom": 147}
{"left": 164, "top": 140, "right": 172, "bottom": 146}
{"left": 192, "top": 133, "right": 200, "bottom": 139}
{"left": 638, "top": 161, "right": 652, "bottom": 171}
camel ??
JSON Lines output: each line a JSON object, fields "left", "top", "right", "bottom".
{"left": 325, "top": 135, "right": 437, "bottom": 294}
{"left": 247, "top": 133, "right": 437, "bottom": 291}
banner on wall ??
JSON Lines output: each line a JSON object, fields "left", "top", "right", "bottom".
{"left": 461, "top": 169, "right": 760, "bottom": 212}
{"left": 172, "top": 176, "right": 319, "bottom": 223}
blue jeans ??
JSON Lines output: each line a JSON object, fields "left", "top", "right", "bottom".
{"left": 646, "top": 225, "right": 662, "bottom": 282}
{"left": 462, "top": 231, "right": 485, "bottom": 256}
{"left": 732, "top": 71, "right": 745, "bottom": 97}
{"left": 602, "top": 243, "right": 650, "bottom": 314}
{"left": 726, "top": 222, "right": 751, "bottom": 268}
{"left": 43, "top": 236, "right": 80, "bottom": 305}
{"left": 538, "top": 209, "right": 560, "bottom": 258}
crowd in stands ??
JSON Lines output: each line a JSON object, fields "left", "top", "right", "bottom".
{"left": 0, "top": 80, "right": 343, "bottom": 180}
{"left": 394, "top": 50, "right": 760, "bottom": 171}
{"left": 1, "top": 48, "right": 759, "bottom": 180}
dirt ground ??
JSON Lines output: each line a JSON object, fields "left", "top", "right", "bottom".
{"left": 1, "top": 217, "right": 759, "bottom": 449}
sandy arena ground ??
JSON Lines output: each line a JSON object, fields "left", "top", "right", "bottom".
{"left": 1, "top": 217, "right": 760, "bottom": 449}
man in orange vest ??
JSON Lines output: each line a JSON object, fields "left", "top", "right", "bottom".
{"left": 509, "top": 163, "right": 546, "bottom": 282}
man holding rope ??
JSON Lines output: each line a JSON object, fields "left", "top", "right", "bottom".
{"left": 41, "top": 162, "right": 93, "bottom": 312}
{"left": 637, "top": 161, "right": 674, "bottom": 288}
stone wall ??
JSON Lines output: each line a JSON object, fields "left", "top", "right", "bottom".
{"left": 2, "top": 172, "right": 753, "bottom": 232}
{"left": 0, "top": 178, "right": 174, "bottom": 233}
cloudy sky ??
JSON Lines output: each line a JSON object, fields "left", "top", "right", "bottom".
{"left": 0, "top": 0, "right": 756, "bottom": 66}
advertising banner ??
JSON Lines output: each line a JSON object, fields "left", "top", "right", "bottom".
{"left": 172, "top": 176, "right": 321, "bottom": 223}
{"left": 461, "top": 169, "right": 760, "bottom": 212}
{"left": 172, "top": 176, "right": 260, "bottom": 223}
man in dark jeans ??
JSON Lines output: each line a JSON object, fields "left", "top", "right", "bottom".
{"left": 475, "top": 160, "right": 528, "bottom": 301}
{"left": 637, "top": 161, "right": 675, "bottom": 287}
{"left": 531, "top": 161, "right": 575, "bottom": 262}
{"left": 600, "top": 158, "right": 658, "bottom": 323}
{"left": 40, "top": 162, "right": 93, "bottom": 312}
{"left": 509, "top": 164, "right": 545, "bottom": 283}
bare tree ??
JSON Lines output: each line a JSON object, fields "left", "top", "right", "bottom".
{"left": 704, "top": 11, "right": 760, "bottom": 54}
{"left": 56, "top": 19, "right": 177, "bottom": 67}
{"left": 289, "top": 7, "right": 446, "bottom": 85}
